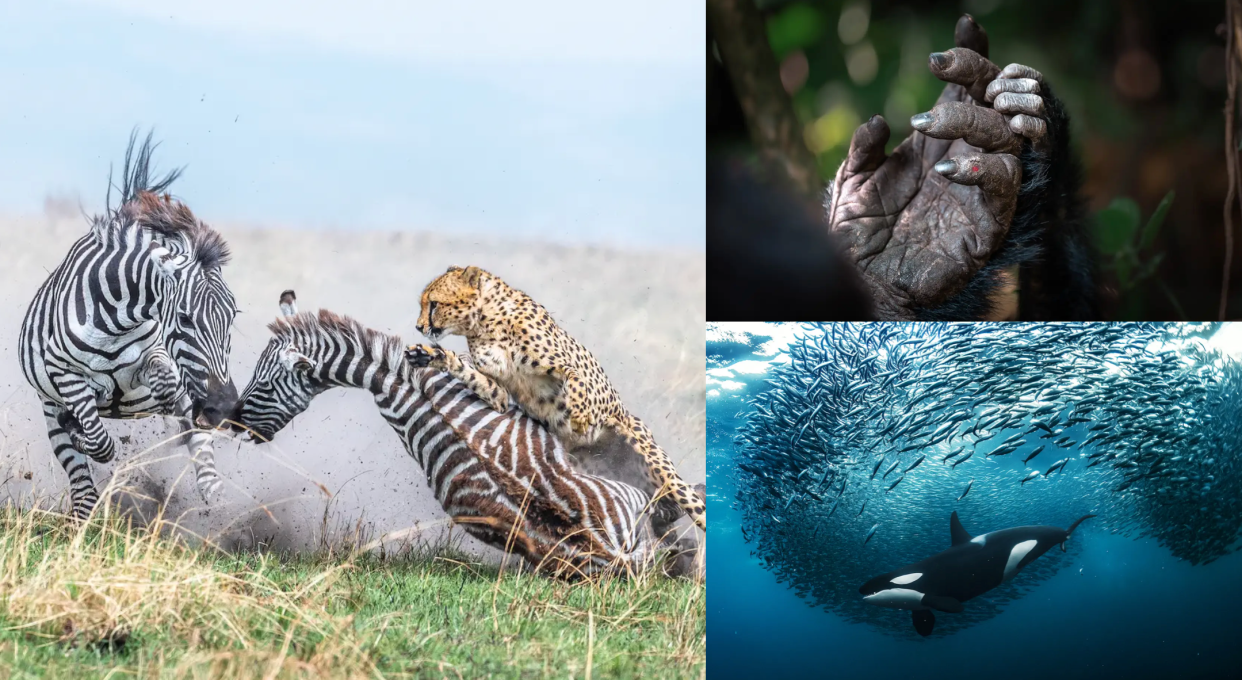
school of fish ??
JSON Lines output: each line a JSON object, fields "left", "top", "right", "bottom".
{"left": 718, "top": 322, "right": 1242, "bottom": 637}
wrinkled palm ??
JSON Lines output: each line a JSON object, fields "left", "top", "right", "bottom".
{"left": 824, "top": 16, "right": 1051, "bottom": 319}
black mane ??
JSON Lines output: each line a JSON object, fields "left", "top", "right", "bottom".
{"left": 112, "top": 128, "right": 183, "bottom": 210}
{"left": 99, "top": 128, "right": 231, "bottom": 270}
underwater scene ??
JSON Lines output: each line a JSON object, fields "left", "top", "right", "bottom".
{"left": 707, "top": 323, "right": 1242, "bottom": 680}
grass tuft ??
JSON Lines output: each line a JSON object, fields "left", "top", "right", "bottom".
{"left": 0, "top": 505, "right": 705, "bottom": 678}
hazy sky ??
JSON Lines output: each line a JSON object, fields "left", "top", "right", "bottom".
{"left": 0, "top": 1, "right": 704, "bottom": 249}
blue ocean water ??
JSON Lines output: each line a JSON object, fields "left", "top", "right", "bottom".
{"left": 707, "top": 323, "right": 1242, "bottom": 680}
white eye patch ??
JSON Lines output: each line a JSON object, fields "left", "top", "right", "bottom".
{"left": 890, "top": 573, "right": 922, "bottom": 585}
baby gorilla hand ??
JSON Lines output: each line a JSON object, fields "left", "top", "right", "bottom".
{"left": 986, "top": 63, "right": 1049, "bottom": 144}
{"left": 825, "top": 15, "right": 1053, "bottom": 319}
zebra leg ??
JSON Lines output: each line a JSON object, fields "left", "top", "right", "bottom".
{"left": 172, "top": 394, "right": 222, "bottom": 504}
{"left": 43, "top": 400, "right": 100, "bottom": 519}
{"left": 613, "top": 413, "right": 707, "bottom": 532}
{"left": 139, "top": 349, "right": 181, "bottom": 412}
{"left": 49, "top": 372, "right": 116, "bottom": 463}
{"left": 142, "top": 355, "right": 222, "bottom": 502}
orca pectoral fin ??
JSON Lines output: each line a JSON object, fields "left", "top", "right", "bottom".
{"left": 912, "top": 610, "right": 935, "bottom": 637}
{"left": 921, "top": 594, "right": 964, "bottom": 614}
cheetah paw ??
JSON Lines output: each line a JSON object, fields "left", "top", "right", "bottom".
{"left": 406, "top": 344, "right": 448, "bottom": 369}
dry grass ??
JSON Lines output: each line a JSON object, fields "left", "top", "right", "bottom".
{"left": 0, "top": 504, "right": 705, "bottom": 679}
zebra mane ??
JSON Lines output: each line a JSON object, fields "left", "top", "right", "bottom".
{"left": 267, "top": 309, "right": 406, "bottom": 369}
{"left": 115, "top": 128, "right": 183, "bottom": 206}
{"left": 97, "top": 129, "right": 231, "bottom": 271}
{"left": 122, "top": 193, "right": 232, "bottom": 271}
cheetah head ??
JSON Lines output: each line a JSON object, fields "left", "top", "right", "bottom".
{"left": 418, "top": 265, "right": 489, "bottom": 341}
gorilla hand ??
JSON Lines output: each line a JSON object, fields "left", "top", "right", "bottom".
{"left": 824, "top": 15, "right": 1055, "bottom": 320}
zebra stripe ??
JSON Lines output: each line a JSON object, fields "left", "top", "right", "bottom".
{"left": 235, "top": 309, "right": 677, "bottom": 576}
{"left": 17, "top": 132, "right": 238, "bottom": 519}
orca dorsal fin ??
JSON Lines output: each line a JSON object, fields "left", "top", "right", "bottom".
{"left": 950, "top": 511, "right": 973, "bottom": 546}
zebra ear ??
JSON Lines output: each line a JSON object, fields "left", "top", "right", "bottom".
{"left": 279, "top": 289, "right": 298, "bottom": 317}
{"left": 280, "top": 347, "right": 315, "bottom": 373}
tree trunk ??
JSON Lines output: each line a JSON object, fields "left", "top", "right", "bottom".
{"left": 707, "top": 0, "right": 822, "bottom": 201}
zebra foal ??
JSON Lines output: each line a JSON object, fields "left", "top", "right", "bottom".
{"left": 232, "top": 293, "right": 696, "bottom": 577}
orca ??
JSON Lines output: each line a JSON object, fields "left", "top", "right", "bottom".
{"left": 858, "top": 511, "right": 1095, "bottom": 636}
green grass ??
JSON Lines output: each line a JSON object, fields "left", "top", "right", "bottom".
{"left": 0, "top": 507, "right": 705, "bottom": 679}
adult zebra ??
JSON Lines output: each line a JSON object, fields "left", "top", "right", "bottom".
{"left": 18, "top": 132, "right": 240, "bottom": 519}
{"left": 232, "top": 293, "right": 697, "bottom": 577}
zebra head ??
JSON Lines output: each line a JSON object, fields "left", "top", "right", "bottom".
{"left": 231, "top": 290, "right": 326, "bottom": 441}
{"left": 126, "top": 188, "right": 240, "bottom": 428}
{"left": 170, "top": 264, "right": 240, "bottom": 428}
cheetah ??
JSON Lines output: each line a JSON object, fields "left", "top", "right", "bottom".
{"left": 405, "top": 265, "right": 706, "bottom": 532}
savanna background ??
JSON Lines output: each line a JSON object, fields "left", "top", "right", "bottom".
{"left": 709, "top": 0, "right": 1241, "bottom": 320}
{"left": 0, "top": 2, "right": 706, "bottom": 676}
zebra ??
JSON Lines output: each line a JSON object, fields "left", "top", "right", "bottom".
{"left": 232, "top": 292, "right": 697, "bottom": 577}
{"left": 18, "top": 131, "right": 240, "bottom": 519}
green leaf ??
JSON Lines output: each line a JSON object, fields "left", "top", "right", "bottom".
{"left": 1138, "top": 190, "right": 1174, "bottom": 251}
{"left": 1094, "top": 198, "right": 1141, "bottom": 255}
{"left": 766, "top": 4, "right": 825, "bottom": 58}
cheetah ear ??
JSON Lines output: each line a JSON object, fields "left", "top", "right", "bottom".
{"left": 461, "top": 265, "right": 484, "bottom": 288}
{"left": 280, "top": 346, "right": 315, "bottom": 373}
{"left": 445, "top": 265, "right": 464, "bottom": 274}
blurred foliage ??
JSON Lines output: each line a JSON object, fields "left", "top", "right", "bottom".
{"left": 1094, "top": 191, "right": 1178, "bottom": 319}
{"left": 749, "top": 0, "right": 1231, "bottom": 318}
{"left": 765, "top": 0, "right": 1226, "bottom": 176}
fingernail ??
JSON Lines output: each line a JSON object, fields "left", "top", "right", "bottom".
{"left": 929, "top": 51, "right": 953, "bottom": 70}
{"left": 911, "top": 113, "right": 935, "bottom": 131}
{"left": 934, "top": 160, "right": 958, "bottom": 175}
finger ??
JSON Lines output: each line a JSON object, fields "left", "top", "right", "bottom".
{"left": 998, "top": 63, "right": 1044, "bottom": 83}
{"left": 845, "top": 114, "right": 891, "bottom": 173}
{"left": 954, "top": 14, "right": 989, "bottom": 59}
{"left": 985, "top": 77, "right": 1041, "bottom": 103}
{"left": 1008, "top": 114, "right": 1047, "bottom": 141}
{"left": 934, "top": 153, "right": 1022, "bottom": 197}
{"left": 911, "top": 101, "right": 1017, "bottom": 153}
{"left": 993, "top": 92, "right": 1044, "bottom": 117}
{"left": 928, "top": 47, "right": 999, "bottom": 102}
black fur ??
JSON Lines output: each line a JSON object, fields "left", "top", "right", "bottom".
{"left": 916, "top": 82, "right": 1097, "bottom": 320}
